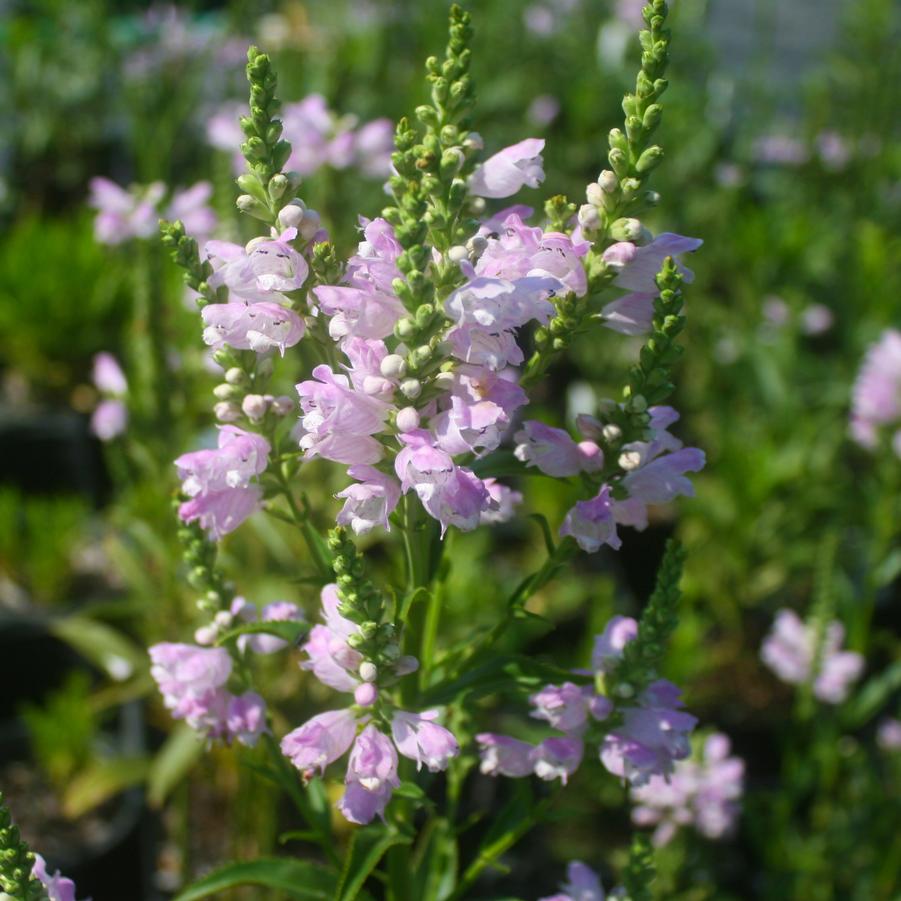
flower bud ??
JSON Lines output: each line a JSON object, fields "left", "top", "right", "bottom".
{"left": 298, "top": 209, "right": 321, "bottom": 241}
{"left": 214, "top": 401, "right": 241, "bottom": 422}
{"left": 463, "top": 132, "right": 484, "bottom": 151}
{"left": 224, "top": 367, "right": 247, "bottom": 386}
{"left": 598, "top": 169, "right": 618, "bottom": 193}
{"left": 359, "top": 661, "right": 378, "bottom": 683}
{"left": 267, "top": 173, "right": 288, "bottom": 201}
{"left": 399, "top": 378, "right": 422, "bottom": 399}
{"left": 618, "top": 450, "right": 642, "bottom": 471}
{"left": 610, "top": 218, "right": 643, "bottom": 242}
{"left": 214, "top": 611, "right": 233, "bottom": 628}
{"left": 636, "top": 145, "right": 664, "bottom": 174}
{"left": 276, "top": 199, "right": 306, "bottom": 229}
{"left": 380, "top": 354, "right": 407, "bottom": 379}
{"left": 354, "top": 683, "right": 378, "bottom": 707}
{"left": 578, "top": 204, "right": 601, "bottom": 231}
{"left": 394, "top": 317, "right": 416, "bottom": 339}
{"left": 602, "top": 423, "right": 623, "bottom": 444}
{"left": 242, "top": 394, "right": 268, "bottom": 421}
{"left": 447, "top": 245, "right": 468, "bottom": 263}
{"left": 213, "top": 383, "right": 238, "bottom": 400}
{"left": 466, "top": 234, "right": 488, "bottom": 257}
{"left": 585, "top": 182, "right": 604, "bottom": 207}
{"left": 626, "top": 393, "right": 647, "bottom": 413}
{"left": 194, "top": 625, "right": 217, "bottom": 646}
{"left": 395, "top": 407, "right": 420, "bottom": 433}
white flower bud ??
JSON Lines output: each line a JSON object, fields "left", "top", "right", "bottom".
{"left": 214, "top": 611, "right": 233, "bottom": 628}
{"left": 395, "top": 407, "right": 420, "bottom": 432}
{"left": 432, "top": 371, "right": 455, "bottom": 391}
{"left": 242, "top": 394, "right": 268, "bottom": 421}
{"left": 598, "top": 169, "right": 618, "bottom": 193}
{"left": 380, "top": 354, "right": 407, "bottom": 379}
{"left": 615, "top": 682, "right": 635, "bottom": 699}
{"left": 578, "top": 203, "right": 601, "bottom": 231}
{"left": 213, "top": 383, "right": 237, "bottom": 400}
{"left": 214, "top": 401, "right": 241, "bottom": 422}
{"left": 277, "top": 199, "right": 306, "bottom": 229}
{"left": 447, "top": 245, "right": 469, "bottom": 263}
{"left": 602, "top": 424, "right": 623, "bottom": 444}
{"left": 224, "top": 367, "right": 246, "bottom": 385}
{"left": 236, "top": 194, "right": 258, "bottom": 212}
{"left": 618, "top": 450, "right": 643, "bottom": 471}
{"left": 585, "top": 182, "right": 604, "bottom": 206}
{"left": 610, "top": 217, "right": 642, "bottom": 242}
{"left": 399, "top": 378, "right": 422, "bottom": 399}
{"left": 359, "top": 661, "right": 378, "bottom": 683}
{"left": 194, "top": 625, "right": 218, "bottom": 646}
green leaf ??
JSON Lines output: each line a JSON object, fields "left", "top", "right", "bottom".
{"left": 62, "top": 756, "right": 150, "bottom": 818}
{"left": 173, "top": 857, "right": 337, "bottom": 900}
{"left": 50, "top": 615, "right": 147, "bottom": 681}
{"left": 399, "top": 586, "right": 431, "bottom": 624}
{"left": 470, "top": 450, "right": 545, "bottom": 480}
{"left": 336, "top": 826, "right": 412, "bottom": 901}
{"left": 393, "top": 781, "right": 432, "bottom": 806}
{"left": 147, "top": 723, "right": 204, "bottom": 808}
{"left": 412, "top": 817, "right": 458, "bottom": 901}
{"left": 215, "top": 619, "right": 311, "bottom": 648}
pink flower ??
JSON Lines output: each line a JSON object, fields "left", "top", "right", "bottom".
{"left": 336, "top": 464, "right": 402, "bottom": 535}
{"left": 850, "top": 328, "right": 901, "bottom": 453}
{"left": 631, "top": 732, "right": 745, "bottom": 845}
{"left": 591, "top": 615, "right": 638, "bottom": 673}
{"left": 296, "top": 365, "right": 390, "bottom": 464}
{"left": 601, "top": 233, "right": 702, "bottom": 335}
{"left": 338, "top": 724, "right": 400, "bottom": 824}
{"left": 314, "top": 283, "right": 406, "bottom": 341}
{"left": 391, "top": 710, "right": 460, "bottom": 771}
{"left": 281, "top": 709, "right": 359, "bottom": 779}
{"left": 91, "top": 399, "right": 128, "bottom": 442}
{"left": 340, "top": 338, "right": 394, "bottom": 398}
{"left": 531, "top": 736, "right": 583, "bottom": 784}
{"left": 32, "top": 854, "right": 78, "bottom": 901}
{"left": 165, "top": 181, "right": 217, "bottom": 241}
{"left": 354, "top": 118, "right": 395, "bottom": 177}
{"left": 601, "top": 680, "right": 698, "bottom": 786}
{"left": 538, "top": 861, "right": 607, "bottom": 901}
{"left": 481, "top": 478, "right": 523, "bottom": 524}
{"left": 300, "top": 584, "right": 362, "bottom": 692}
{"left": 760, "top": 609, "right": 864, "bottom": 704}
{"left": 530, "top": 682, "right": 591, "bottom": 732}
{"left": 226, "top": 692, "right": 268, "bottom": 747}
{"left": 560, "top": 486, "right": 622, "bottom": 552}
{"left": 92, "top": 352, "right": 127, "bottom": 395}
{"left": 476, "top": 733, "right": 536, "bottom": 777}
{"left": 514, "top": 421, "right": 603, "bottom": 477}
{"left": 88, "top": 177, "right": 163, "bottom": 244}
{"left": 444, "top": 275, "right": 557, "bottom": 333}
{"left": 175, "top": 426, "right": 270, "bottom": 539}
{"left": 201, "top": 301, "right": 305, "bottom": 355}
{"left": 469, "top": 138, "right": 546, "bottom": 198}
{"left": 206, "top": 229, "right": 309, "bottom": 302}
{"left": 474, "top": 212, "right": 588, "bottom": 297}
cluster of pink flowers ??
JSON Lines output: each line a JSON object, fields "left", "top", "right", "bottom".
{"left": 201, "top": 226, "right": 310, "bottom": 356}
{"left": 477, "top": 615, "right": 697, "bottom": 787}
{"left": 298, "top": 192, "right": 581, "bottom": 535}
{"left": 538, "top": 860, "right": 617, "bottom": 901}
{"left": 515, "top": 406, "right": 704, "bottom": 553}
{"left": 850, "top": 328, "right": 901, "bottom": 457}
{"left": 90, "top": 352, "right": 128, "bottom": 442}
{"left": 760, "top": 609, "right": 864, "bottom": 704}
{"left": 280, "top": 585, "right": 459, "bottom": 824}
{"left": 175, "top": 425, "right": 270, "bottom": 539}
{"left": 89, "top": 177, "right": 216, "bottom": 245}
{"left": 148, "top": 642, "right": 266, "bottom": 746}
{"left": 631, "top": 732, "right": 745, "bottom": 846}
{"left": 207, "top": 95, "right": 394, "bottom": 180}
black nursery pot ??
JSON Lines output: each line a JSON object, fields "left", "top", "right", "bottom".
{"left": 0, "top": 705, "right": 155, "bottom": 901}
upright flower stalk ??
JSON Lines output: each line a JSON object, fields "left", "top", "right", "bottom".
{"left": 146, "top": 3, "right": 720, "bottom": 896}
